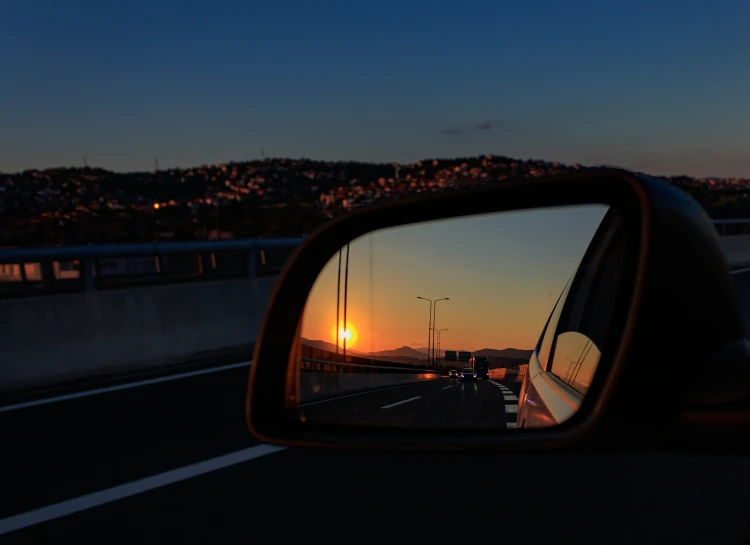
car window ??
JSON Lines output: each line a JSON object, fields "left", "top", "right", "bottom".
{"left": 547, "top": 218, "right": 627, "bottom": 393}
{"left": 547, "top": 331, "right": 601, "bottom": 394}
{"left": 536, "top": 278, "right": 573, "bottom": 371}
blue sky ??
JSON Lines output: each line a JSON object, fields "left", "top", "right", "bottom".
{"left": 303, "top": 204, "right": 609, "bottom": 352}
{"left": 2, "top": 0, "right": 749, "bottom": 177}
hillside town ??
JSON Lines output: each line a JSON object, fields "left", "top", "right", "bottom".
{"left": 1, "top": 155, "right": 749, "bottom": 247}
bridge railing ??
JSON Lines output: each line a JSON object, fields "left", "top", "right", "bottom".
{"left": 489, "top": 366, "right": 527, "bottom": 383}
{"left": 713, "top": 219, "right": 750, "bottom": 236}
{"left": 0, "top": 237, "right": 304, "bottom": 298}
{"left": 1, "top": 219, "right": 748, "bottom": 299}
{"left": 298, "top": 355, "right": 439, "bottom": 404}
{"left": 301, "top": 357, "right": 438, "bottom": 375}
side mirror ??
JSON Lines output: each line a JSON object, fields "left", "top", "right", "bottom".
{"left": 246, "top": 168, "right": 749, "bottom": 451}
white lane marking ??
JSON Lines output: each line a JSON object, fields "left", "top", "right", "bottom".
{"left": 507, "top": 422, "right": 517, "bottom": 429}
{"left": 0, "top": 444, "right": 284, "bottom": 536}
{"left": 505, "top": 404, "right": 518, "bottom": 413}
{"left": 731, "top": 267, "right": 750, "bottom": 275}
{"left": 503, "top": 395, "right": 519, "bottom": 401}
{"left": 381, "top": 396, "right": 421, "bottom": 409}
{"left": 0, "top": 361, "right": 252, "bottom": 414}
{"left": 490, "top": 380, "right": 515, "bottom": 393}
{"left": 442, "top": 385, "right": 453, "bottom": 390}
{"left": 299, "top": 380, "right": 438, "bottom": 407}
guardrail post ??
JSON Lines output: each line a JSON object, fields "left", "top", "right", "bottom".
{"left": 81, "top": 259, "right": 96, "bottom": 292}
{"left": 248, "top": 250, "right": 257, "bottom": 279}
{"left": 41, "top": 261, "right": 55, "bottom": 287}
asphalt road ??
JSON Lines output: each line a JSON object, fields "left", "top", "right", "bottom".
{"left": 2, "top": 270, "right": 750, "bottom": 544}
{"left": 299, "top": 378, "right": 520, "bottom": 429}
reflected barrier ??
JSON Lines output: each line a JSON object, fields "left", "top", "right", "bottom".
{"left": 488, "top": 366, "right": 527, "bottom": 383}
{"left": 297, "top": 346, "right": 439, "bottom": 404}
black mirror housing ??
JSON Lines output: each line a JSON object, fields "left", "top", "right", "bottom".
{"left": 246, "top": 168, "right": 746, "bottom": 452}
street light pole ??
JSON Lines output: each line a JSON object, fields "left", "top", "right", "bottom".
{"left": 343, "top": 243, "right": 350, "bottom": 357}
{"left": 432, "top": 298, "right": 449, "bottom": 370}
{"left": 336, "top": 249, "right": 342, "bottom": 354}
{"left": 417, "top": 297, "right": 433, "bottom": 367}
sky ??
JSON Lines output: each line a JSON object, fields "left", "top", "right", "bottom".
{"left": 2, "top": 0, "right": 749, "bottom": 177}
{"left": 301, "top": 204, "right": 609, "bottom": 353}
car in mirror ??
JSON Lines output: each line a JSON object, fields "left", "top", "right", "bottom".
{"left": 246, "top": 168, "right": 750, "bottom": 452}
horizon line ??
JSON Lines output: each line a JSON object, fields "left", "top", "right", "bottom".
{"left": 0, "top": 154, "right": 736, "bottom": 182}
{"left": 302, "top": 339, "right": 533, "bottom": 354}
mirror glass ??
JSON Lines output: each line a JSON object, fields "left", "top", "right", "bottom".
{"left": 292, "top": 204, "right": 625, "bottom": 430}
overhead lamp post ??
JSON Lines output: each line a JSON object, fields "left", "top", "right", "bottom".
{"left": 432, "top": 298, "right": 449, "bottom": 370}
{"left": 336, "top": 249, "right": 342, "bottom": 354}
{"left": 335, "top": 243, "right": 351, "bottom": 356}
{"left": 416, "top": 296, "right": 433, "bottom": 367}
{"left": 342, "top": 243, "right": 350, "bottom": 357}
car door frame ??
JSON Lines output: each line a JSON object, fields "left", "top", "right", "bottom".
{"left": 518, "top": 208, "right": 626, "bottom": 427}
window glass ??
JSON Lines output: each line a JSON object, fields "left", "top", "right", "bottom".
{"left": 536, "top": 278, "right": 572, "bottom": 371}
{"left": 547, "top": 223, "right": 627, "bottom": 394}
{"left": 548, "top": 331, "right": 601, "bottom": 395}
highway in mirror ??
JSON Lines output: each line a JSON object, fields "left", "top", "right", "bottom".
{"left": 296, "top": 204, "right": 609, "bottom": 429}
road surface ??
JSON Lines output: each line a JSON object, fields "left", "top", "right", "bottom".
{"left": 2, "top": 270, "right": 750, "bottom": 544}
{"left": 299, "top": 378, "right": 519, "bottom": 428}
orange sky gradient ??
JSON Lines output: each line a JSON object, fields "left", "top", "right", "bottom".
{"left": 302, "top": 204, "right": 609, "bottom": 355}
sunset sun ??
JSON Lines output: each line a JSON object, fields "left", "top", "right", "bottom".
{"left": 332, "top": 323, "right": 358, "bottom": 349}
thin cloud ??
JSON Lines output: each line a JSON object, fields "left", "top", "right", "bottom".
{"left": 440, "top": 119, "right": 506, "bottom": 136}
{"left": 477, "top": 119, "right": 506, "bottom": 130}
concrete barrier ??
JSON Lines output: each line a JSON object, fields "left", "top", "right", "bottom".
{"left": 489, "top": 366, "right": 526, "bottom": 383}
{"left": 0, "top": 277, "right": 277, "bottom": 393}
{"left": 296, "top": 347, "right": 440, "bottom": 403}
{"left": 721, "top": 235, "right": 750, "bottom": 270}
{"left": 1, "top": 235, "right": 747, "bottom": 395}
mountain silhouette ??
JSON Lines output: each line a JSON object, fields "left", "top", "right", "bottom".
{"left": 366, "top": 346, "right": 428, "bottom": 359}
{"left": 300, "top": 339, "right": 531, "bottom": 367}
{"left": 301, "top": 338, "right": 366, "bottom": 355}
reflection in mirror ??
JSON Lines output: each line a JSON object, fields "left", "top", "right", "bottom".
{"left": 549, "top": 332, "right": 601, "bottom": 395}
{"left": 291, "top": 204, "right": 623, "bottom": 431}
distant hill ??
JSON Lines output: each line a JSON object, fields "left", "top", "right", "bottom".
{"left": 367, "top": 346, "right": 428, "bottom": 360}
{"left": 368, "top": 356, "right": 429, "bottom": 367}
{"left": 300, "top": 339, "right": 530, "bottom": 368}
{"left": 301, "top": 338, "right": 366, "bottom": 355}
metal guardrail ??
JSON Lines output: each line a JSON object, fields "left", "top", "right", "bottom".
{"left": 0, "top": 238, "right": 305, "bottom": 263}
{"left": 0, "top": 218, "right": 748, "bottom": 298}
{"left": 301, "top": 357, "right": 438, "bottom": 374}
{"left": 0, "top": 237, "right": 304, "bottom": 297}
{"left": 713, "top": 219, "right": 750, "bottom": 236}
